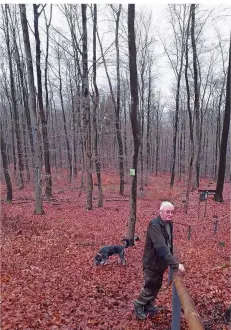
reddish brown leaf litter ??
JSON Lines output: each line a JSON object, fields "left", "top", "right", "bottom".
{"left": 1, "top": 172, "right": 230, "bottom": 329}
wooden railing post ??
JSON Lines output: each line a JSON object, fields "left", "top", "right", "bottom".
{"left": 173, "top": 271, "right": 205, "bottom": 330}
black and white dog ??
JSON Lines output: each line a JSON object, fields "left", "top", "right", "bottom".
{"left": 94, "top": 238, "right": 129, "bottom": 265}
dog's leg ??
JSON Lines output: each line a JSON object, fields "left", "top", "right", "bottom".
{"left": 101, "top": 257, "right": 108, "bottom": 265}
{"left": 119, "top": 251, "right": 126, "bottom": 265}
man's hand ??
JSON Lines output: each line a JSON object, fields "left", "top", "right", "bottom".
{"left": 178, "top": 263, "right": 185, "bottom": 272}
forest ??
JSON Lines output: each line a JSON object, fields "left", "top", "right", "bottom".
{"left": 1, "top": 4, "right": 230, "bottom": 330}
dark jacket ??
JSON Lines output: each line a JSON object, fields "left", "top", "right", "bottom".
{"left": 142, "top": 216, "right": 179, "bottom": 271}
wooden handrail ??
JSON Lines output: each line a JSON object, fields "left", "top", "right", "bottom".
{"left": 173, "top": 271, "right": 205, "bottom": 330}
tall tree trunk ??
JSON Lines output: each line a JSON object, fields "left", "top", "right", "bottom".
{"left": 191, "top": 4, "right": 200, "bottom": 190}
{"left": 4, "top": 4, "right": 24, "bottom": 189}
{"left": 122, "top": 79, "right": 128, "bottom": 173}
{"left": 214, "top": 80, "right": 225, "bottom": 178}
{"left": 96, "top": 9, "right": 124, "bottom": 194}
{"left": 22, "top": 112, "right": 30, "bottom": 182}
{"left": 19, "top": 4, "right": 44, "bottom": 214}
{"left": 184, "top": 11, "right": 194, "bottom": 213}
{"left": 57, "top": 47, "right": 72, "bottom": 181}
{"left": 155, "top": 100, "right": 160, "bottom": 176}
{"left": 33, "top": 4, "right": 52, "bottom": 198}
{"left": 81, "top": 4, "right": 93, "bottom": 210}
{"left": 215, "top": 36, "right": 230, "bottom": 202}
{"left": 10, "top": 12, "right": 34, "bottom": 166}
{"left": 44, "top": 5, "right": 52, "bottom": 119}
{"left": 146, "top": 62, "right": 152, "bottom": 173}
{"left": 69, "top": 73, "right": 77, "bottom": 177}
{"left": 127, "top": 4, "right": 140, "bottom": 246}
{"left": 92, "top": 4, "right": 103, "bottom": 207}
{"left": 1, "top": 121, "right": 13, "bottom": 202}
{"left": 114, "top": 5, "right": 124, "bottom": 194}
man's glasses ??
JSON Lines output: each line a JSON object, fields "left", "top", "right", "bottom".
{"left": 163, "top": 210, "right": 174, "bottom": 215}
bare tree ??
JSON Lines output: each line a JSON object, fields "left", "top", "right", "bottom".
{"left": 81, "top": 4, "right": 93, "bottom": 209}
{"left": 19, "top": 4, "right": 44, "bottom": 214}
{"left": 92, "top": 4, "right": 103, "bottom": 207}
{"left": 1, "top": 120, "right": 13, "bottom": 202}
{"left": 127, "top": 4, "right": 140, "bottom": 246}
{"left": 33, "top": 4, "right": 52, "bottom": 198}
{"left": 215, "top": 35, "right": 230, "bottom": 202}
{"left": 164, "top": 5, "right": 189, "bottom": 188}
{"left": 190, "top": 4, "right": 200, "bottom": 190}
{"left": 96, "top": 5, "right": 125, "bottom": 194}
{"left": 3, "top": 4, "right": 24, "bottom": 189}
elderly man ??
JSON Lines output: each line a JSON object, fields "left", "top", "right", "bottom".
{"left": 134, "top": 201, "right": 185, "bottom": 320}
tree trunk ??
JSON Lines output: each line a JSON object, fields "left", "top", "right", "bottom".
{"left": 127, "top": 4, "right": 140, "bottom": 246}
{"left": 10, "top": 12, "right": 35, "bottom": 166}
{"left": 69, "top": 74, "right": 77, "bottom": 178}
{"left": 1, "top": 121, "right": 13, "bottom": 202}
{"left": 81, "top": 4, "right": 93, "bottom": 209}
{"left": 57, "top": 47, "right": 72, "bottom": 181}
{"left": 33, "top": 4, "right": 52, "bottom": 198}
{"left": 184, "top": 11, "right": 194, "bottom": 213}
{"left": 19, "top": 4, "right": 44, "bottom": 214}
{"left": 114, "top": 5, "right": 124, "bottom": 194}
{"left": 92, "top": 4, "right": 103, "bottom": 207}
{"left": 4, "top": 4, "right": 24, "bottom": 189}
{"left": 191, "top": 4, "right": 200, "bottom": 190}
{"left": 96, "top": 9, "right": 124, "bottom": 194}
{"left": 146, "top": 62, "right": 152, "bottom": 173}
{"left": 215, "top": 36, "right": 230, "bottom": 202}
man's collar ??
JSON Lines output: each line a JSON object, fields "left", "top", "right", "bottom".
{"left": 158, "top": 216, "right": 172, "bottom": 227}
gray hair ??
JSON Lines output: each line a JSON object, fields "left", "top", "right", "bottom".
{"left": 160, "top": 201, "right": 174, "bottom": 211}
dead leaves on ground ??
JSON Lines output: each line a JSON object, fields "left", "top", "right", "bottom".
{"left": 1, "top": 174, "right": 230, "bottom": 329}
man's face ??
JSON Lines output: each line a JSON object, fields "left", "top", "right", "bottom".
{"left": 160, "top": 206, "right": 175, "bottom": 221}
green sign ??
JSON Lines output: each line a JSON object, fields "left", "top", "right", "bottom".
{"left": 130, "top": 169, "right": 135, "bottom": 176}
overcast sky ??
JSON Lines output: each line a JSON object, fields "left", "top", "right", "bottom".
{"left": 17, "top": 3, "right": 231, "bottom": 99}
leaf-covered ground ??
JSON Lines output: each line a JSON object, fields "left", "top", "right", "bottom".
{"left": 1, "top": 172, "right": 230, "bottom": 330}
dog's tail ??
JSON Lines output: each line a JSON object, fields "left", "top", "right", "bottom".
{"left": 121, "top": 238, "right": 129, "bottom": 248}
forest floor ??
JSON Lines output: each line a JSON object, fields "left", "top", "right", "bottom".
{"left": 1, "top": 171, "right": 230, "bottom": 330}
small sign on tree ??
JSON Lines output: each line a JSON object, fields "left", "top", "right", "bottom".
{"left": 130, "top": 169, "right": 135, "bottom": 176}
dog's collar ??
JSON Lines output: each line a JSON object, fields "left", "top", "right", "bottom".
{"left": 96, "top": 252, "right": 103, "bottom": 257}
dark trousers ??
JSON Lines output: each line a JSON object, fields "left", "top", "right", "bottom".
{"left": 135, "top": 268, "right": 164, "bottom": 305}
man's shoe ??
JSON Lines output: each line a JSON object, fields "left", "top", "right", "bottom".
{"left": 144, "top": 303, "right": 163, "bottom": 314}
{"left": 134, "top": 302, "right": 147, "bottom": 320}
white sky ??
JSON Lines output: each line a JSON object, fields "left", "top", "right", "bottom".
{"left": 4, "top": 2, "right": 231, "bottom": 99}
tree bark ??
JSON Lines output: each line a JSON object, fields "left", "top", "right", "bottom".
{"left": 191, "top": 4, "right": 200, "bottom": 190}
{"left": 92, "top": 4, "right": 103, "bottom": 207}
{"left": 10, "top": 9, "right": 35, "bottom": 166}
{"left": 4, "top": 4, "right": 24, "bottom": 189}
{"left": 127, "top": 4, "right": 140, "bottom": 246}
{"left": 19, "top": 4, "right": 44, "bottom": 214}
{"left": 96, "top": 8, "right": 124, "bottom": 194}
{"left": 1, "top": 121, "right": 13, "bottom": 202}
{"left": 215, "top": 35, "right": 230, "bottom": 202}
{"left": 114, "top": 5, "right": 125, "bottom": 195}
{"left": 81, "top": 4, "right": 93, "bottom": 209}
{"left": 184, "top": 9, "right": 194, "bottom": 213}
{"left": 57, "top": 46, "right": 72, "bottom": 181}
{"left": 33, "top": 4, "right": 52, "bottom": 198}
